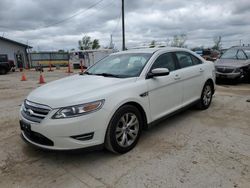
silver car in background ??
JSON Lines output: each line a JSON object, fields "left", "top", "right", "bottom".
{"left": 215, "top": 46, "right": 250, "bottom": 83}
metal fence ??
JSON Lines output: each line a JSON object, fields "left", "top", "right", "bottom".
{"left": 29, "top": 52, "right": 69, "bottom": 67}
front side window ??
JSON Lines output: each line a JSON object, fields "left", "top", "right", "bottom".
{"left": 151, "top": 53, "right": 176, "bottom": 71}
{"left": 87, "top": 53, "right": 152, "bottom": 78}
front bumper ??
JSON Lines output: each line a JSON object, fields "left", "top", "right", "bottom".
{"left": 19, "top": 108, "right": 110, "bottom": 150}
{"left": 216, "top": 72, "right": 242, "bottom": 79}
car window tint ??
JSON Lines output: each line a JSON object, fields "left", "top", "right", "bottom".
{"left": 237, "top": 50, "right": 247, "bottom": 60}
{"left": 151, "top": 53, "right": 176, "bottom": 71}
{"left": 175, "top": 52, "right": 193, "bottom": 68}
{"left": 191, "top": 55, "right": 202, "bottom": 65}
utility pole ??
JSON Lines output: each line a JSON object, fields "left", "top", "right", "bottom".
{"left": 122, "top": 0, "right": 125, "bottom": 50}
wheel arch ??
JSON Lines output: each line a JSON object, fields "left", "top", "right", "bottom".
{"left": 121, "top": 101, "right": 148, "bottom": 130}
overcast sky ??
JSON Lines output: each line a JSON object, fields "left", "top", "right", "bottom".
{"left": 0, "top": 0, "right": 250, "bottom": 51}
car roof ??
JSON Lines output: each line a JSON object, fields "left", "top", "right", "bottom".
{"left": 112, "top": 47, "right": 190, "bottom": 55}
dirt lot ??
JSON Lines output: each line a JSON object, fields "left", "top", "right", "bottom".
{"left": 0, "top": 69, "right": 249, "bottom": 188}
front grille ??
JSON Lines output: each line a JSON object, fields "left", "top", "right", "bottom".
{"left": 216, "top": 67, "right": 234, "bottom": 73}
{"left": 21, "top": 100, "right": 51, "bottom": 123}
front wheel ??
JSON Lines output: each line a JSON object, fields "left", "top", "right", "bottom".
{"left": 0, "top": 68, "right": 7, "bottom": 75}
{"left": 197, "top": 82, "right": 213, "bottom": 110}
{"left": 105, "top": 105, "right": 143, "bottom": 154}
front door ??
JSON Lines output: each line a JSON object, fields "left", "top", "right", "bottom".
{"left": 146, "top": 52, "right": 183, "bottom": 121}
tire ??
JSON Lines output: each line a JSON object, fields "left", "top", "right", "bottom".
{"left": 0, "top": 68, "right": 7, "bottom": 75}
{"left": 105, "top": 105, "right": 143, "bottom": 154}
{"left": 197, "top": 82, "right": 213, "bottom": 110}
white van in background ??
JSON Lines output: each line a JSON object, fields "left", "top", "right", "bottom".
{"left": 69, "top": 49, "right": 115, "bottom": 69}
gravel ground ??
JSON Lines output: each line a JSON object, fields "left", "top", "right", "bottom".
{"left": 0, "top": 69, "right": 249, "bottom": 188}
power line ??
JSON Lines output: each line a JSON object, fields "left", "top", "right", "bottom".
{"left": 42, "top": 0, "right": 104, "bottom": 28}
{"left": 0, "top": 0, "right": 106, "bottom": 31}
{"left": 111, "top": 11, "right": 122, "bottom": 35}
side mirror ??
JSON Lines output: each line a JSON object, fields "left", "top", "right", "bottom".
{"left": 146, "top": 68, "right": 170, "bottom": 79}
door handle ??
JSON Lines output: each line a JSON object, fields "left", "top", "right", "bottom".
{"left": 174, "top": 74, "right": 181, "bottom": 80}
{"left": 199, "top": 68, "right": 204, "bottom": 72}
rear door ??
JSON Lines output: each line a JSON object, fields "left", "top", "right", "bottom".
{"left": 146, "top": 52, "right": 183, "bottom": 121}
{"left": 174, "top": 51, "right": 205, "bottom": 106}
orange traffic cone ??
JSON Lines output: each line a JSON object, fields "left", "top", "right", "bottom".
{"left": 21, "top": 72, "right": 27, "bottom": 81}
{"left": 38, "top": 73, "right": 45, "bottom": 84}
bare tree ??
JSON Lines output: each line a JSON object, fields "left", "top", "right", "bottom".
{"left": 212, "top": 36, "right": 222, "bottom": 50}
{"left": 171, "top": 34, "right": 187, "bottom": 48}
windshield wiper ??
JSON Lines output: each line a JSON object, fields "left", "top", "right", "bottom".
{"left": 94, "top": 73, "right": 120, "bottom": 78}
{"left": 79, "top": 71, "right": 92, "bottom": 75}
{"left": 80, "top": 72, "right": 121, "bottom": 78}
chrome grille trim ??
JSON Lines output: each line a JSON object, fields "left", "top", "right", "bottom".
{"left": 216, "top": 67, "right": 234, "bottom": 73}
{"left": 21, "top": 100, "right": 52, "bottom": 123}
{"left": 25, "top": 100, "right": 51, "bottom": 111}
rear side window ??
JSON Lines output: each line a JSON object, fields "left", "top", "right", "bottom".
{"left": 151, "top": 53, "right": 176, "bottom": 71}
{"left": 191, "top": 55, "right": 202, "bottom": 65}
{"left": 175, "top": 52, "right": 202, "bottom": 68}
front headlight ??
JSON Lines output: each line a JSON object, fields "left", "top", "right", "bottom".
{"left": 52, "top": 99, "right": 105, "bottom": 119}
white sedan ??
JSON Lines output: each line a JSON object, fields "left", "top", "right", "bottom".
{"left": 20, "top": 47, "right": 215, "bottom": 154}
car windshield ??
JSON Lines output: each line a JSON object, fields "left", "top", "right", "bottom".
{"left": 86, "top": 53, "right": 152, "bottom": 78}
{"left": 221, "top": 48, "right": 248, "bottom": 60}
{"left": 243, "top": 49, "right": 250, "bottom": 58}
{"left": 221, "top": 49, "right": 238, "bottom": 59}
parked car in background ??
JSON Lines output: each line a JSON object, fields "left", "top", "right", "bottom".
{"left": 194, "top": 49, "right": 220, "bottom": 62}
{"left": 20, "top": 47, "right": 215, "bottom": 154}
{"left": 215, "top": 46, "right": 250, "bottom": 82}
{"left": 0, "top": 54, "right": 11, "bottom": 75}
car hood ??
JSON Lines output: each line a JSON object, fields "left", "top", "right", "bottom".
{"left": 215, "top": 59, "right": 250, "bottom": 68}
{"left": 27, "top": 74, "right": 137, "bottom": 108}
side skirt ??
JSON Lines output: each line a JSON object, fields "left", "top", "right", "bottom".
{"left": 147, "top": 99, "right": 200, "bottom": 129}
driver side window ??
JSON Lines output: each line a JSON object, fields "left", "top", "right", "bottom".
{"left": 151, "top": 53, "right": 176, "bottom": 71}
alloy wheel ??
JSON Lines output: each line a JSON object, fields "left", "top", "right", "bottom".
{"left": 115, "top": 113, "right": 139, "bottom": 147}
{"left": 203, "top": 85, "right": 212, "bottom": 106}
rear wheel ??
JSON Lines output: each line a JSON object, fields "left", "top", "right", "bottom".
{"left": 105, "top": 105, "right": 143, "bottom": 154}
{"left": 197, "top": 82, "right": 213, "bottom": 110}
